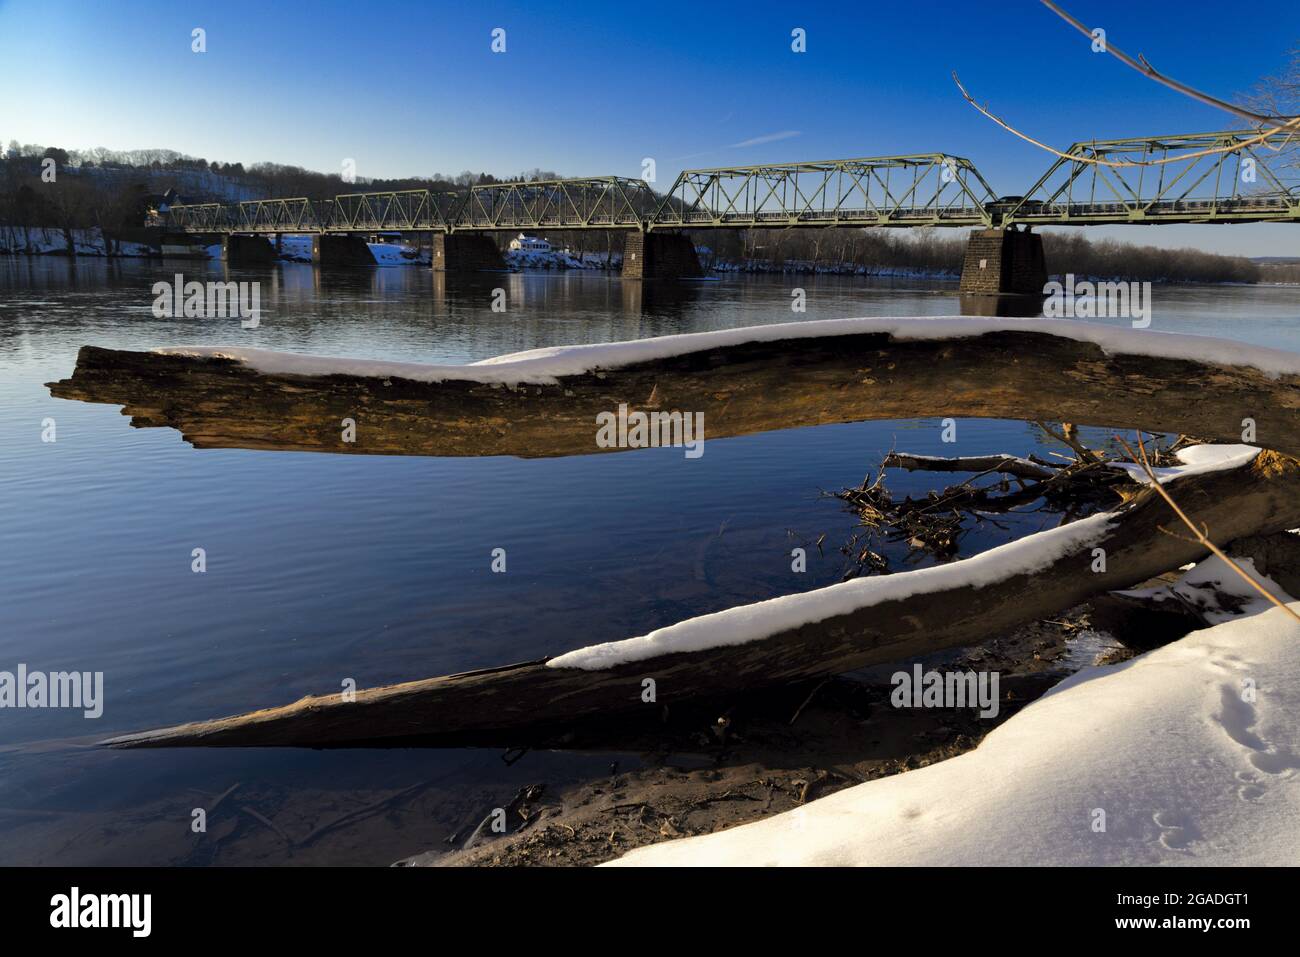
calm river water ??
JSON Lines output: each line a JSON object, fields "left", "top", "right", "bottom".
{"left": 0, "top": 257, "right": 1296, "bottom": 864}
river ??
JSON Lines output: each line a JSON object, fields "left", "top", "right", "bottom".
{"left": 0, "top": 257, "right": 1296, "bottom": 864}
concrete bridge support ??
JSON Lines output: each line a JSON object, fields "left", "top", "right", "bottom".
{"left": 312, "top": 234, "right": 377, "bottom": 266}
{"left": 623, "top": 231, "right": 703, "bottom": 280}
{"left": 222, "top": 234, "right": 278, "bottom": 265}
{"left": 431, "top": 233, "right": 506, "bottom": 272}
{"left": 959, "top": 227, "right": 1046, "bottom": 296}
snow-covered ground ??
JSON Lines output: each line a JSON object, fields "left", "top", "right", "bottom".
{"left": 504, "top": 248, "right": 618, "bottom": 270}
{"left": 611, "top": 561, "right": 1300, "bottom": 866}
{"left": 276, "top": 235, "right": 313, "bottom": 263}
{"left": 206, "top": 234, "right": 426, "bottom": 265}
{"left": 0, "top": 226, "right": 152, "bottom": 257}
{"left": 367, "top": 242, "right": 421, "bottom": 265}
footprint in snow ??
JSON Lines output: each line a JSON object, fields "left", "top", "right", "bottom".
{"left": 1213, "top": 684, "right": 1300, "bottom": 781}
{"left": 1153, "top": 811, "right": 1199, "bottom": 851}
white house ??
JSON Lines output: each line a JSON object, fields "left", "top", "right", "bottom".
{"left": 509, "top": 233, "right": 551, "bottom": 253}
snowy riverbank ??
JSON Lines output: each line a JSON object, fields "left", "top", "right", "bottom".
{"left": 611, "top": 561, "right": 1300, "bottom": 866}
{"left": 0, "top": 226, "right": 153, "bottom": 257}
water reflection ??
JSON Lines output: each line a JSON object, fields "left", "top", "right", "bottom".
{"left": 958, "top": 293, "right": 1046, "bottom": 317}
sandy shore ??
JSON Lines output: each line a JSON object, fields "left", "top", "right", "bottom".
{"left": 406, "top": 605, "right": 1133, "bottom": 867}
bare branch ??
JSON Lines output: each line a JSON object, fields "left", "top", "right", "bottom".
{"left": 952, "top": 72, "right": 1300, "bottom": 169}
{"left": 1040, "top": 0, "right": 1298, "bottom": 124}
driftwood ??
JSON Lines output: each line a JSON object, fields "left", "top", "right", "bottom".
{"left": 882, "top": 452, "right": 1058, "bottom": 481}
{"left": 46, "top": 328, "right": 1300, "bottom": 458}
{"left": 102, "top": 451, "right": 1300, "bottom": 749}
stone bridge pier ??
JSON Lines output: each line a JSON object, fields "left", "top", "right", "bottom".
{"left": 432, "top": 233, "right": 506, "bottom": 272}
{"left": 623, "top": 231, "right": 703, "bottom": 280}
{"left": 958, "top": 227, "right": 1047, "bottom": 297}
{"left": 221, "top": 234, "right": 277, "bottom": 265}
{"left": 312, "top": 234, "right": 377, "bottom": 266}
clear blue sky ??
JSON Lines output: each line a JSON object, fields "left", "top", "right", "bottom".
{"left": 2, "top": 0, "right": 1297, "bottom": 255}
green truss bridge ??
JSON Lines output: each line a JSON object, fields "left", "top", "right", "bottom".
{"left": 164, "top": 130, "right": 1299, "bottom": 288}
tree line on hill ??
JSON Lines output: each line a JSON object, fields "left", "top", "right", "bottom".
{"left": 0, "top": 141, "right": 557, "bottom": 239}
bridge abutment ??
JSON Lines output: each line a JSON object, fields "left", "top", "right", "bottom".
{"left": 623, "top": 231, "right": 703, "bottom": 280}
{"left": 312, "top": 234, "right": 377, "bottom": 266}
{"left": 431, "top": 233, "right": 506, "bottom": 272}
{"left": 222, "top": 234, "right": 277, "bottom": 265}
{"left": 958, "top": 227, "right": 1046, "bottom": 297}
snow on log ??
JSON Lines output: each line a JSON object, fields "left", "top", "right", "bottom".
{"left": 101, "top": 450, "right": 1300, "bottom": 748}
{"left": 47, "top": 318, "right": 1300, "bottom": 459}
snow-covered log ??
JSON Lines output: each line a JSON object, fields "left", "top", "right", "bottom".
{"left": 47, "top": 318, "right": 1300, "bottom": 458}
{"left": 102, "top": 449, "right": 1300, "bottom": 749}
{"left": 882, "top": 452, "right": 1059, "bottom": 481}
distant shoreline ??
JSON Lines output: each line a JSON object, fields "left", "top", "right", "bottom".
{"left": 0, "top": 227, "right": 1289, "bottom": 287}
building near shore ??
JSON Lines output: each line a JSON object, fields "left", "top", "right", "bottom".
{"left": 509, "top": 233, "right": 551, "bottom": 253}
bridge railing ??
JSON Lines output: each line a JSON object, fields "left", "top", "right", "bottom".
{"left": 1007, "top": 195, "right": 1299, "bottom": 225}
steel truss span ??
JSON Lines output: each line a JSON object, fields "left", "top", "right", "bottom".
{"left": 164, "top": 130, "right": 1300, "bottom": 235}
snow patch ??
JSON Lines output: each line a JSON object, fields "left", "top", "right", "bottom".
{"left": 505, "top": 248, "right": 618, "bottom": 271}
{"left": 367, "top": 242, "right": 419, "bottom": 265}
{"left": 0, "top": 226, "right": 154, "bottom": 258}
{"left": 1109, "top": 444, "right": 1260, "bottom": 484}
{"left": 1115, "top": 554, "right": 1291, "bottom": 625}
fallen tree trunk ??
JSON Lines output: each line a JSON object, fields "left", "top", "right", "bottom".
{"left": 47, "top": 321, "right": 1300, "bottom": 458}
{"left": 104, "top": 451, "right": 1300, "bottom": 749}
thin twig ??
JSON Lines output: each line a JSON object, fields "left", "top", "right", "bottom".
{"left": 1036, "top": 421, "right": 1102, "bottom": 464}
{"left": 296, "top": 781, "right": 429, "bottom": 848}
{"left": 789, "top": 678, "right": 830, "bottom": 726}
